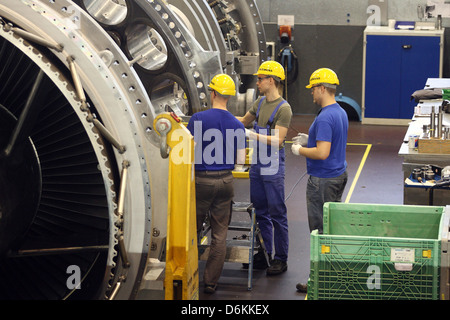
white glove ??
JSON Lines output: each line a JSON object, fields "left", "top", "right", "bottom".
{"left": 292, "top": 133, "right": 308, "bottom": 147}
{"left": 291, "top": 143, "right": 302, "bottom": 156}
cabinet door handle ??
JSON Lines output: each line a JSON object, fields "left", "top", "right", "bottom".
{"left": 402, "top": 44, "right": 412, "bottom": 49}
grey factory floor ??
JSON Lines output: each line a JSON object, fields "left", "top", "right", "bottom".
{"left": 197, "top": 114, "right": 409, "bottom": 301}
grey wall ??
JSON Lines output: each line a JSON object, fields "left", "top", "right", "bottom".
{"left": 255, "top": 0, "right": 450, "bottom": 115}
{"left": 256, "top": 0, "right": 429, "bottom": 26}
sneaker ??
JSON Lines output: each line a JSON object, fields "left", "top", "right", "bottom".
{"left": 296, "top": 282, "right": 307, "bottom": 293}
{"left": 204, "top": 284, "right": 217, "bottom": 294}
{"left": 266, "top": 259, "right": 287, "bottom": 275}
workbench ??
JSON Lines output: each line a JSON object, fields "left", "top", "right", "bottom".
{"left": 398, "top": 78, "right": 450, "bottom": 205}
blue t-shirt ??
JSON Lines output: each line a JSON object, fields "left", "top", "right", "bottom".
{"left": 187, "top": 108, "right": 245, "bottom": 171}
{"left": 307, "top": 103, "right": 348, "bottom": 178}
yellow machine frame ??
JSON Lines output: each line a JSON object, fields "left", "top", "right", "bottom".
{"left": 154, "top": 113, "right": 199, "bottom": 300}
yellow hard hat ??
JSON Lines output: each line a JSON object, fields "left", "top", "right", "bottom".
{"left": 208, "top": 74, "right": 236, "bottom": 96}
{"left": 306, "top": 68, "right": 339, "bottom": 88}
{"left": 254, "top": 61, "right": 285, "bottom": 81}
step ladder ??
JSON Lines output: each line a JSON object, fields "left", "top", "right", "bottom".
{"left": 198, "top": 202, "right": 269, "bottom": 290}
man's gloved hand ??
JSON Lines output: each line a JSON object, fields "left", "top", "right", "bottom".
{"left": 291, "top": 143, "right": 302, "bottom": 156}
{"left": 292, "top": 133, "right": 308, "bottom": 147}
{"left": 291, "top": 133, "right": 307, "bottom": 156}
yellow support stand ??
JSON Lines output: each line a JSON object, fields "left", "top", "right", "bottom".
{"left": 154, "top": 112, "right": 199, "bottom": 300}
{"left": 232, "top": 147, "right": 252, "bottom": 179}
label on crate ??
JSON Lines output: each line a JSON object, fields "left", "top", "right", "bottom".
{"left": 390, "top": 248, "right": 415, "bottom": 263}
{"left": 394, "top": 263, "right": 413, "bottom": 271}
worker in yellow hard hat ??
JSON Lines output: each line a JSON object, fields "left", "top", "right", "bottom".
{"left": 253, "top": 60, "right": 286, "bottom": 81}
{"left": 305, "top": 67, "right": 340, "bottom": 89}
{"left": 238, "top": 60, "right": 292, "bottom": 276}
{"left": 292, "top": 67, "right": 348, "bottom": 293}
{"left": 207, "top": 73, "right": 237, "bottom": 96}
{"left": 187, "top": 73, "right": 246, "bottom": 294}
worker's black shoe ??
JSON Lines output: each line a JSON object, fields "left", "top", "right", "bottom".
{"left": 266, "top": 259, "right": 287, "bottom": 275}
{"left": 243, "top": 251, "right": 271, "bottom": 270}
{"left": 204, "top": 284, "right": 217, "bottom": 294}
{"left": 296, "top": 282, "right": 307, "bottom": 293}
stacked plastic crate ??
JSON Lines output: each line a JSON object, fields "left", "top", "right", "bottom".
{"left": 307, "top": 203, "right": 450, "bottom": 300}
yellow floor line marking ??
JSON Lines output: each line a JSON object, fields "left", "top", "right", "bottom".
{"left": 284, "top": 141, "right": 372, "bottom": 203}
{"left": 344, "top": 143, "right": 372, "bottom": 203}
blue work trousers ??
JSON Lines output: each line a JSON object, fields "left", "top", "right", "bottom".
{"left": 249, "top": 151, "right": 288, "bottom": 262}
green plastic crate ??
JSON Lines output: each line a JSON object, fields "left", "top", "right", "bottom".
{"left": 308, "top": 203, "right": 447, "bottom": 300}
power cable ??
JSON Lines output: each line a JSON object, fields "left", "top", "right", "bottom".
{"left": 285, "top": 170, "right": 307, "bottom": 202}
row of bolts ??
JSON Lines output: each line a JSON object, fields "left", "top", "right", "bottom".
{"left": 423, "top": 105, "right": 450, "bottom": 139}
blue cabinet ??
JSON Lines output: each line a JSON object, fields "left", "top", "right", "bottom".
{"left": 362, "top": 27, "right": 443, "bottom": 124}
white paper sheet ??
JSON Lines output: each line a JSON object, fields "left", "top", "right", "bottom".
{"left": 427, "top": 0, "right": 450, "bottom": 18}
